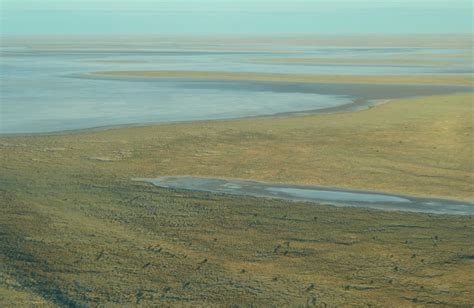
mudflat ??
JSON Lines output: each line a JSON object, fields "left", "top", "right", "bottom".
{"left": 3, "top": 35, "right": 472, "bottom": 134}
{"left": 139, "top": 176, "right": 474, "bottom": 215}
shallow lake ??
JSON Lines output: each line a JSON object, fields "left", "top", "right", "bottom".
{"left": 1, "top": 38, "right": 472, "bottom": 134}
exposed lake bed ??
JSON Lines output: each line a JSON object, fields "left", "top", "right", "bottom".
{"left": 138, "top": 176, "right": 474, "bottom": 215}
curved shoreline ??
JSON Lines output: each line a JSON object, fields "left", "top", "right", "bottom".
{"left": 3, "top": 72, "right": 472, "bottom": 136}
{"left": 0, "top": 97, "right": 387, "bottom": 137}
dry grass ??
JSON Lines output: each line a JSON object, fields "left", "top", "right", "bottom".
{"left": 6, "top": 92, "right": 470, "bottom": 199}
{"left": 1, "top": 178, "right": 473, "bottom": 306}
{"left": 1, "top": 92, "right": 473, "bottom": 306}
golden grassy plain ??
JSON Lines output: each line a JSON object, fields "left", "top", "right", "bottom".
{"left": 1, "top": 90, "right": 473, "bottom": 305}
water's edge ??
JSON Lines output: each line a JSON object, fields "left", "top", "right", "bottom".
{"left": 135, "top": 176, "right": 474, "bottom": 216}
{"left": 0, "top": 97, "right": 382, "bottom": 137}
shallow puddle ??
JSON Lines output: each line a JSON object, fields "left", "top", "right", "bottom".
{"left": 137, "top": 176, "right": 474, "bottom": 215}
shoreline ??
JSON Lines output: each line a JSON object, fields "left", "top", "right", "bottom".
{"left": 136, "top": 176, "right": 474, "bottom": 215}
{"left": 0, "top": 97, "right": 388, "bottom": 137}
{"left": 2, "top": 84, "right": 472, "bottom": 138}
{"left": 1, "top": 92, "right": 472, "bottom": 213}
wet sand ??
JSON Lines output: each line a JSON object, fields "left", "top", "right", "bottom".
{"left": 138, "top": 176, "right": 474, "bottom": 215}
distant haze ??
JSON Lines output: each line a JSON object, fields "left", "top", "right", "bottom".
{"left": 1, "top": 0, "right": 473, "bottom": 35}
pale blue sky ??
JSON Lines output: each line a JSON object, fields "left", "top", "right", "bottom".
{"left": 1, "top": 0, "right": 473, "bottom": 35}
